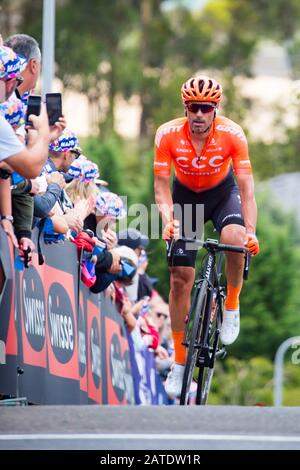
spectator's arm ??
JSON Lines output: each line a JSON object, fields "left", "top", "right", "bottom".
{"left": 33, "top": 183, "right": 62, "bottom": 218}
{"left": 0, "top": 177, "right": 12, "bottom": 215}
{"left": 0, "top": 178, "right": 18, "bottom": 247}
{"left": 11, "top": 186, "right": 33, "bottom": 241}
{"left": 155, "top": 345, "right": 169, "bottom": 359}
{"left": 4, "top": 105, "right": 50, "bottom": 179}
{"left": 121, "top": 299, "right": 137, "bottom": 333}
{"left": 51, "top": 214, "right": 69, "bottom": 234}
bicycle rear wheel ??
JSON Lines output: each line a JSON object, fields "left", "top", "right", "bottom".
{"left": 180, "top": 280, "right": 208, "bottom": 405}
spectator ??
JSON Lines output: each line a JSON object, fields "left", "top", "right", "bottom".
{"left": 0, "top": 95, "right": 35, "bottom": 250}
{"left": 94, "top": 191, "right": 126, "bottom": 248}
{"left": 45, "top": 129, "right": 92, "bottom": 233}
{"left": 66, "top": 155, "right": 99, "bottom": 214}
{"left": 4, "top": 33, "right": 66, "bottom": 143}
{"left": 0, "top": 45, "right": 50, "bottom": 178}
{"left": 1, "top": 36, "right": 64, "bottom": 252}
{"left": 117, "top": 228, "right": 153, "bottom": 301}
{"left": 4, "top": 34, "right": 41, "bottom": 100}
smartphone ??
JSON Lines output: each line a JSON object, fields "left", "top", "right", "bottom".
{"left": 25, "top": 95, "right": 41, "bottom": 126}
{"left": 46, "top": 93, "right": 62, "bottom": 125}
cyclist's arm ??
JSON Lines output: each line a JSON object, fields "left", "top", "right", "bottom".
{"left": 230, "top": 124, "right": 257, "bottom": 233}
{"left": 235, "top": 173, "right": 257, "bottom": 234}
{"left": 154, "top": 126, "right": 173, "bottom": 225}
{"left": 154, "top": 175, "right": 174, "bottom": 225}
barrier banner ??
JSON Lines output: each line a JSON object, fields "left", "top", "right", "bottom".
{"left": 0, "top": 228, "right": 18, "bottom": 396}
{"left": 126, "top": 332, "right": 143, "bottom": 404}
{"left": 101, "top": 295, "right": 135, "bottom": 405}
{"left": 0, "top": 228, "right": 123, "bottom": 404}
{"left": 0, "top": 227, "right": 167, "bottom": 405}
{"left": 127, "top": 330, "right": 169, "bottom": 405}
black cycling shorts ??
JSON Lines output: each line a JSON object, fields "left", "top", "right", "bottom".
{"left": 166, "top": 170, "right": 244, "bottom": 267}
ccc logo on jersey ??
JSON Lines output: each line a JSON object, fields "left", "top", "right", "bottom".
{"left": 175, "top": 155, "right": 224, "bottom": 170}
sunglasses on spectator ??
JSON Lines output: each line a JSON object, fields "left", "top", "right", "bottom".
{"left": 70, "top": 150, "right": 81, "bottom": 159}
{"left": 185, "top": 103, "right": 216, "bottom": 114}
{"left": 156, "top": 312, "right": 168, "bottom": 319}
{"left": 6, "top": 76, "right": 24, "bottom": 87}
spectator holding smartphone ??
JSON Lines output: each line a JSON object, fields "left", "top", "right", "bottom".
{"left": 0, "top": 45, "right": 50, "bottom": 178}
{"left": 4, "top": 34, "right": 66, "bottom": 141}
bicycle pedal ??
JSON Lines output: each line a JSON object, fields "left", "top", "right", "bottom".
{"left": 216, "top": 348, "right": 227, "bottom": 360}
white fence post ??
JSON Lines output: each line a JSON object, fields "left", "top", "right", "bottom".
{"left": 273, "top": 336, "right": 300, "bottom": 406}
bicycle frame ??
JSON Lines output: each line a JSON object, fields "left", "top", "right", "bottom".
{"left": 178, "top": 237, "right": 250, "bottom": 405}
{"left": 183, "top": 242, "right": 224, "bottom": 349}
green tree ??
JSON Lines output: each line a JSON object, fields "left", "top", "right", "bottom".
{"left": 83, "top": 135, "right": 123, "bottom": 195}
{"left": 250, "top": 124, "right": 300, "bottom": 179}
{"left": 208, "top": 352, "right": 300, "bottom": 406}
{"left": 229, "top": 193, "right": 300, "bottom": 360}
{"left": 54, "top": 0, "right": 138, "bottom": 133}
{"left": 209, "top": 356, "right": 274, "bottom": 405}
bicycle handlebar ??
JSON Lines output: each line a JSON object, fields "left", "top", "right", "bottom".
{"left": 169, "top": 237, "right": 251, "bottom": 280}
{"left": 180, "top": 237, "right": 247, "bottom": 253}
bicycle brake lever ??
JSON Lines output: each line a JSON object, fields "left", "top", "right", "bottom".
{"left": 243, "top": 251, "right": 251, "bottom": 280}
{"left": 167, "top": 238, "right": 175, "bottom": 264}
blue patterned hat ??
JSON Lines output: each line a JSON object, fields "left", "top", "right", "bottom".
{"left": 68, "top": 155, "right": 99, "bottom": 182}
{"left": 96, "top": 191, "right": 127, "bottom": 219}
{"left": 0, "top": 95, "right": 25, "bottom": 128}
{"left": 49, "top": 128, "right": 82, "bottom": 153}
{"left": 0, "top": 46, "right": 26, "bottom": 79}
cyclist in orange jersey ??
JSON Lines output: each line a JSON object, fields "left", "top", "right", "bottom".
{"left": 154, "top": 75, "right": 260, "bottom": 398}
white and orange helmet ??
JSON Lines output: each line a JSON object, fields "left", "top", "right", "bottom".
{"left": 181, "top": 75, "right": 222, "bottom": 104}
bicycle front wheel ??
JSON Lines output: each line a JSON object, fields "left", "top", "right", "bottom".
{"left": 180, "top": 280, "right": 208, "bottom": 405}
{"left": 195, "top": 294, "right": 223, "bottom": 405}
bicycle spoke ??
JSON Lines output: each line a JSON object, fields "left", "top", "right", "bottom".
{"left": 195, "top": 297, "right": 222, "bottom": 405}
{"left": 203, "top": 367, "right": 214, "bottom": 404}
{"left": 180, "top": 281, "right": 208, "bottom": 405}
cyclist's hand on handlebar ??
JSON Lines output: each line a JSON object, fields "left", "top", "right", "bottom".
{"left": 244, "top": 233, "right": 260, "bottom": 256}
{"left": 163, "top": 219, "right": 180, "bottom": 240}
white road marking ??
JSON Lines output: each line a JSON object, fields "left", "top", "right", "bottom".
{"left": 0, "top": 433, "right": 300, "bottom": 442}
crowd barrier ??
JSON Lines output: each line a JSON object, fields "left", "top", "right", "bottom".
{"left": 0, "top": 227, "right": 168, "bottom": 405}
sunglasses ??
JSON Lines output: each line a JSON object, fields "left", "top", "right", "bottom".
{"left": 6, "top": 76, "right": 24, "bottom": 87}
{"left": 186, "top": 103, "right": 216, "bottom": 114}
{"left": 156, "top": 312, "right": 168, "bottom": 319}
{"left": 71, "top": 149, "right": 81, "bottom": 159}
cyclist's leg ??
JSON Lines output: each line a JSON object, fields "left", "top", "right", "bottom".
{"left": 213, "top": 187, "right": 245, "bottom": 294}
{"left": 165, "top": 263, "right": 195, "bottom": 398}
{"left": 165, "top": 180, "right": 200, "bottom": 398}
{"left": 220, "top": 224, "right": 245, "bottom": 302}
{"left": 169, "top": 265, "right": 195, "bottom": 365}
{"left": 169, "top": 178, "right": 203, "bottom": 365}
{"left": 212, "top": 185, "right": 245, "bottom": 344}
{"left": 168, "top": 176, "right": 223, "bottom": 359}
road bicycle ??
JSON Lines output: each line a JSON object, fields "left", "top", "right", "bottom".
{"left": 168, "top": 237, "right": 250, "bottom": 405}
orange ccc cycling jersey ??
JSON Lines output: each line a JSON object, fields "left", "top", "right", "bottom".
{"left": 154, "top": 115, "right": 252, "bottom": 192}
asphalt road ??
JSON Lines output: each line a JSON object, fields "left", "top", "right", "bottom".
{"left": 0, "top": 405, "right": 300, "bottom": 450}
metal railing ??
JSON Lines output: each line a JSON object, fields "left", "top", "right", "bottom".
{"left": 273, "top": 336, "right": 300, "bottom": 406}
